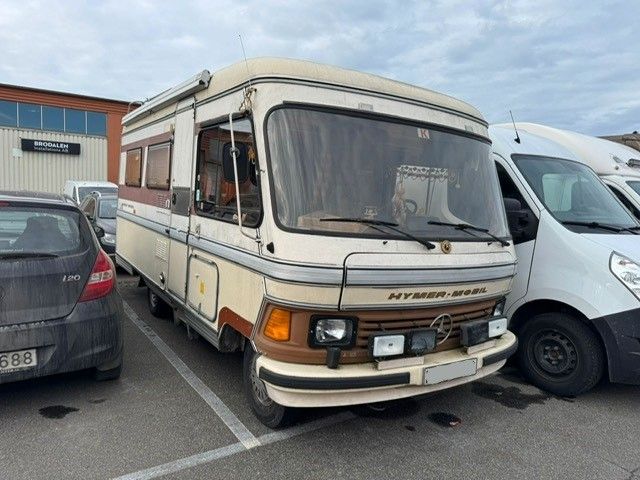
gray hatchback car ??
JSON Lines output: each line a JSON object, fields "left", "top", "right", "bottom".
{"left": 0, "top": 191, "right": 123, "bottom": 383}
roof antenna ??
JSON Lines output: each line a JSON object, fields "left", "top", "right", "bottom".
{"left": 239, "top": 34, "right": 252, "bottom": 88}
{"left": 510, "top": 110, "right": 521, "bottom": 144}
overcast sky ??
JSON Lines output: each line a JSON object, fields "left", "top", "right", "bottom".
{"left": 1, "top": 0, "right": 638, "bottom": 135}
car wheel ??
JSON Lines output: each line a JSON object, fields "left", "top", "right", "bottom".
{"left": 148, "top": 288, "right": 171, "bottom": 318}
{"left": 517, "top": 312, "right": 605, "bottom": 396}
{"left": 94, "top": 363, "right": 122, "bottom": 381}
{"left": 243, "top": 345, "right": 295, "bottom": 428}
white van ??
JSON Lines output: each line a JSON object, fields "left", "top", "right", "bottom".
{"left": 490, "top": 125, "right": 640, "bottom": 395}
{"left": 116, "top": 58, "right": 518, "bottom": 427}
{"left": 63, "top": 180, "right": 118, "bottom": 205}
{"left": 502, "top": 123, "right": 640, "bottom": 219}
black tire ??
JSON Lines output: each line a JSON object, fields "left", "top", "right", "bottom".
{"left": 148, "top": 287, "right": 171, "bottom": 318}
{"left": 94, "top": 363, "right": 122, "bottom": 381}
{"left": 243, "top": 345, "right": 295, "bottom": 428}
{"left": 517, "top": 312, "right": 605, "bottom": 396}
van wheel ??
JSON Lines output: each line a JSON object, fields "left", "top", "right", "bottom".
{"left": 148, "top": 288, "right": 171, "bottom": 318}
{"left": 243, "top": 345, "right": 295, "bottom": 428}
{"left": 517, "top": 312, "right": 605, "bottom": 396}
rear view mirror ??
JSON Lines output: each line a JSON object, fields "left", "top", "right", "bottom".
{"left": 504, "top": 197, "right": 538, "bottom": 241}
{"left": 222, "top": 142, "right": 249, "bottom": 185}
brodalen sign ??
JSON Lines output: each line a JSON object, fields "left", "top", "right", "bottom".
{"left": 21, "top": 139, "right": 81, "bottom": 155}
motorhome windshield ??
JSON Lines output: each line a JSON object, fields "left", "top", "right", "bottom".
{"left": 513, "top": 155, "right": 639, "bottom": 231}
{"left": 266, "top": 107, "right": 509, "bottom": 241}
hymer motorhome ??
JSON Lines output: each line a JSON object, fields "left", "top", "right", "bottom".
{"left": 491, "top": 125, "right": 640, "bottom": 395}
{"left": 116, "top": 58, "right": 517, "bottom": 427}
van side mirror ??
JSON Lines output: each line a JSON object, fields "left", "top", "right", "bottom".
{"left": 93, "top": 225, "right": 105, "bottom": 238}
{"left": 504, "top": 197, "right": 538, "bottom": 242}
{"left": 222, "top": 142, "right": 249, "bottom": 185}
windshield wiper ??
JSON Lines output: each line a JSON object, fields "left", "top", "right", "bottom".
{"left": 561, "top": 221, "right": 639, "bottom": 235}
{"left": 320, "top": 217, "right": 436, "bottom": 250}
{"left": 0, "top": 252, "right": 60, "bottom": 259}
{"left": 427, "top": 221, "right": 510, "bottom": 246}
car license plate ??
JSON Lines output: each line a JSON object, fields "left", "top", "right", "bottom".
{"left": 0, "top": 349, "right": 38, "bottom": 373}
{"left": 424, "top": 358, "right": 477, "bottom": 385}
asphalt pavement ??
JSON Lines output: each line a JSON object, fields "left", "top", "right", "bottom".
{"left": 1, "top": 274, "right": 639, "bottom": 480}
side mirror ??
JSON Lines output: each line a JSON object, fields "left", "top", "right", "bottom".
{"left": 504, "top": 197, "right": 537, "bottom": 241}
{"left": 93, "top": 225, "right": 105, "bottom": 238}
{"left": 222, "top": 142, "right": 249, "bottom": 185}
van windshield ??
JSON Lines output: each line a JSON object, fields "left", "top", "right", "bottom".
{"left": 513, "top": 155, "right": 639, "bottom": 231}
{"left": 266, "top": 108, "right": 509, "bottom": 241}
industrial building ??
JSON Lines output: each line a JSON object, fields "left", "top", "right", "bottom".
{"left": 0, "top": 84, "right": 130, "bottom": 193}
{"left": 602, "top": 131, "right": 640, "bottom": 153}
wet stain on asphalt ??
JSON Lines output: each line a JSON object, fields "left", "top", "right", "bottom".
{"left": 404, "top": 425, "right": 416, "bottom": 432}
{"left": 88, "top": 398, "right": 106, "bottom": 404}
{"left": 428, "top": 412, "right": 462, "bottom": 427}
{"left": 472, "top": 382, "right": 549, "bottom": 409}
{"left": 39, "top": 405, "right": 79, "bottom": 419}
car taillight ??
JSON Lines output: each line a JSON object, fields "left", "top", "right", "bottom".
{"left": 79, "top": 249, "right": 115, "bottom": 302}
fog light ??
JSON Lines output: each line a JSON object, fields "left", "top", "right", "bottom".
{"left": 370, "top": 334, "right": 405, "bottom": 357}
{"left": 461, "top": 317, "right": 508, "bottom": 347}
{"left": 406, "top": 329, "right": 437, "bottom": 355}
{"left": 488, "top": 317, "right": 507, "bottom": 338}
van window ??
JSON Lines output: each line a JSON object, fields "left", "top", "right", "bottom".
{"left": 513, "top": 154, "right": 638, "bottom": 231}
{"left": 146, "top": 143, "right": 172, "bottom": 190}
{"left": 195, "top": 118, "right": 261, "bottom": 226}
{"left": 125, "top": 148, "right": 143, "bottom": 187}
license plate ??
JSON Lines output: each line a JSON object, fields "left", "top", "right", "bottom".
{"left": 0, "top": 349, "right": 38, "bottom": 373}
{"left": 424, "top": 358, "right": 477, "bottom": 385}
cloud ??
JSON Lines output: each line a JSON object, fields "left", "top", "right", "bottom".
{"left": 0, "top": 0, "right": 637, "bottom": 135}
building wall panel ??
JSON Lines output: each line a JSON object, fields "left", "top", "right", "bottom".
{"left": 0, "top": 128, "right": 107, "bottom": 194}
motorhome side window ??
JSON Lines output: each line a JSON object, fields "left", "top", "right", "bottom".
{"left": 195, "top": 118, "right": 260, "bottom": 226}
{"left": 125, "top": 148, "right": 143, "bottom": 187}
{"left": 146, "top": 142, "right": 171, "bottom": 190}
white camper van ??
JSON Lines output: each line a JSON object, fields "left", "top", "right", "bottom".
{"left": 490, "top": 125, "right": 640, "bottom": 396}
{"left": 116, "top": 58, "right": 517, "bottom": 427}
{"left": 502, "top": 123, "right": 640, "bottom": 219}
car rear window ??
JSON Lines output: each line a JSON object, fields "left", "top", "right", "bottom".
{"left": 0, "top": 206, "right": 88, "bottom": 256}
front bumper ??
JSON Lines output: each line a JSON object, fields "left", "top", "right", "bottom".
{"left": 257, "top": 330, "right": 517, "bottom": 407}
{"left": 0, "top": 290, "right": 124, "bottom": 384}
{"left": 591, "top": 308, "right": 640, "bottom": 385}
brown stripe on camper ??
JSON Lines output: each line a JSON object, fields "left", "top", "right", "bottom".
{"left": 219, "top": 307, "right": 254, "bottom": 338}
{"left": 118, "top": 184, "right": 171, "bottom": 208}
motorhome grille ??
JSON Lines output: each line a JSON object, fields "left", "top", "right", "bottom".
{"left": 355, "top": 300, "right": 496, "bottom": 354}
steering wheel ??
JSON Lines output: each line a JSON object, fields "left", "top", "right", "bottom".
{"left": 404, "top": 199, "right": 418, "bottom": 215}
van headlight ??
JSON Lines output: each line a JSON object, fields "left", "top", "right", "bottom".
{"left": 610, "top": 252, "right": 640, "bottom": 299}
{"left": 309, "top": 317, "right": 356, "bottom": 347}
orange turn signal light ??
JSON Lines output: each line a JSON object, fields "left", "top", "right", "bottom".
{"left": 264, "top": 308, "right": 291, "bottom": 342}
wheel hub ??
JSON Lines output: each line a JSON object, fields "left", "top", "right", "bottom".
{"left": 532, "top": 330, "right": 578, "bottom": 376}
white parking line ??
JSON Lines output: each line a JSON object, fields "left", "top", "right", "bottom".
{"left": 122, "top": 301, "right": 260, "bottom": 449}
{"left": 113, "top": 412, "right": 355, "bottom": 480}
